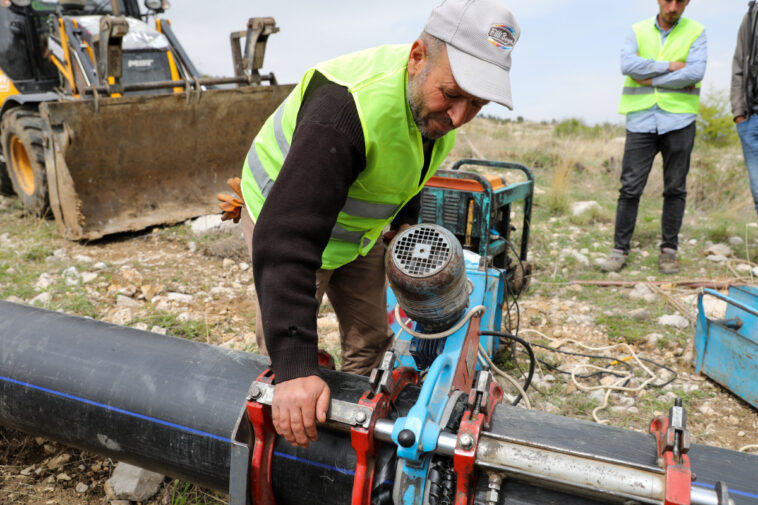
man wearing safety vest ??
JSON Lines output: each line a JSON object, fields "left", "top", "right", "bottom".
{"left": 600, "top": 0, "right": 706, "bottom": 275}
{"left": 239, "top": 0, "right": 520, "bottom": 448}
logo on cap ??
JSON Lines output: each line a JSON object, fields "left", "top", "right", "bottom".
{"left": 488, "top": 24, "right": 515, "bottom": 50}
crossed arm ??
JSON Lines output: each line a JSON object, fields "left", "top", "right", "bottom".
{"left": 620, "top": 28, "right": 707, "bottom": 88}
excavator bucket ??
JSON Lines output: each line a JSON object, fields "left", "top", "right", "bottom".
{"left": 40, "top": 85, "right": 293, "bottom": 240}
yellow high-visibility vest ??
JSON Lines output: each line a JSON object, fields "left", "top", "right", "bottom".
{"left": 618, "top": 17, "right": 704, "bottom": 115}
{"left": 241, "top": 45, "right": 456, "bottom": 269}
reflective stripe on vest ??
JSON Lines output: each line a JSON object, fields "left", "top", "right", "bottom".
{"left": 247, "top": 100, "right": 288, "bottom": 198}
{"left": 622, "top": 86, "right": 701, "bottom": 96}
{"left": 246, "top": 104, "right": 400, "bottom": 233}
{"left": 618, "top": 17, "right": 704, "bottom": 115}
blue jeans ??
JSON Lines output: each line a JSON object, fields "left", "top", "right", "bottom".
{"left": 737, "top": 115, "right": 758, "bottom": 217}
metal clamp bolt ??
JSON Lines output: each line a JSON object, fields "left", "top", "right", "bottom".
{"left": 355, "top": 410, "right": 367, "bottom": 424}
{"left": 486, "top": 472, "right": 503, "bottom": 505}
{"left": 459, "top": 434, "right": 474, "bottom": 450}
{"left": 248, "top": 384, "right": 261, "bottom": 401}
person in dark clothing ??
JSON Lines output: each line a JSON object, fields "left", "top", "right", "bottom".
{"left": 732, "top": 1, "right": 758, "bottom": 217}
{"left": 239, "top": 0, "right": 521, "bottom": 448}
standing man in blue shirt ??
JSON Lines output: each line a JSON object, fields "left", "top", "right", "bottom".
{"left": 600, "top": 0, "right": 706, "bottom": 274}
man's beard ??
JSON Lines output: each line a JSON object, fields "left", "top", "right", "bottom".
{"left": 407, "top": 67, "right": 454, "bottom": 140}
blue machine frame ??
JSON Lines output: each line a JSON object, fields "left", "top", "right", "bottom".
{"left": 694, "top": 286, "right": 758, "bottom": 408}
{"left": 385, "top": 250, "right": 507, "bottom": 504}
{"left": 382, "top": 160, "right": 534, "bottom": 504}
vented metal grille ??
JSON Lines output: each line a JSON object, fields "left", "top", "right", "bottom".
{"left": 392, "top": 225, "right": 451, "bottom": 277}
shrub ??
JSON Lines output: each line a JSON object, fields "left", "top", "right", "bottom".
{"left": 554, "top": 119, "right": 623, "bottom": 139}
{"left": 697, "top": 90, "right": 739, "bottom": 147}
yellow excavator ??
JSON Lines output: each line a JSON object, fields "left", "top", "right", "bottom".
{"left": 0, "top": 0, "right": 292, "bottom": 240}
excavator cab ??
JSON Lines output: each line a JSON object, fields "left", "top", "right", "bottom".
{"left": 0, "top": 0, "right": 292, "bottom": 239}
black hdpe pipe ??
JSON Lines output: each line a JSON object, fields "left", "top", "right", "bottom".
{"left": 2, "top": 301, "right": 757, "bottom": 505}
{"left": 0, "top": 300, "right": 405, "bottom": 502}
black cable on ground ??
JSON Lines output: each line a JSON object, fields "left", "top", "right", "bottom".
{"left": 538, "top": 356, "right": 633, "bottom": 381}
{"left": 481, "top": 331, "right": 535, "bottom": 407}
{"left": 532, "top": 343, "right": 677, "bottom": 388}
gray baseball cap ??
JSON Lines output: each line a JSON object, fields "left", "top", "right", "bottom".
{"left": 424, "top": 0, "right": 520, "bottom": 109}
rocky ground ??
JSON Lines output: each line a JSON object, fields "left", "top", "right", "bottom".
{"left": 2, "top": 118, "right": 758, "bottom": 504}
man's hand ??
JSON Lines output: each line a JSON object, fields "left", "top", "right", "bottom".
{"left": 736, "top": 115, "right": 747, "bottom": 124}
{"left": 272, "top": 375, "right": 330, "bottom": 448}
{"left": 633, "top": 78, "right": 653, "bottom": 86}
{"left": 668, "top": 61, "right": 686, "bottom": 72}
{"left": 382, "top": 223, "right": 412, "bottom": 245}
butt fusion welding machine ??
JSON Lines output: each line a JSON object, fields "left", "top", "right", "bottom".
{"left": 237, "top": 160, "right": 733, "bottom": 505}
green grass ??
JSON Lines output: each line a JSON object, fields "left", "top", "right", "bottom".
{"left": 54, "top": 292, "right": 100, "bottom": 319}
{"left": 169, "top": 480, "right": 226, "bottom": 505}
{"left": 132, "top": 310, "right": 209, "bottom": 340}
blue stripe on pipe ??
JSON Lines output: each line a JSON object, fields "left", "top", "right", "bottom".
{"left": 3, "top": 376, "right": 751, "bottom": 499}
{"left": 274, "top": 450, "right": 355, "bottom": 476}
{"left": 0, "top": 374, "right": 231, "bottom": 443}
{"left": 273, "top": 451, "right": 393, "bottom": 486}
{"left": 692, "top": 481, "right": 758, "bottom": 501}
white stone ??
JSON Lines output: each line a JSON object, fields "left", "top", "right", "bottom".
{"left": 629, "top": 308, "right": 650, "bottom": 320}
{"left": 81, "top": 272, "right": 98, "bottom": 284}
{"left": 706, "top": 254, "right": 727, "bottom": 263}
{"left": 105, "top": 462, "right": 164, "bottom": 502}
{"left": 687, "top": 238, "right": 697, "bottom": 245}
{"left": 188, "top": 241, "right": 197, "bottom": 253}
{"left": 752, "top": 266, "right": 758, "bottom": 277}
{"left": 728, "top": 236, "right": 744, "bottom": 246}
{"left": 190, "top": 214, "right": 238, "bottom": 235}
{"left": 116, "top": 295, "right": 140, "bottom": 308}
{"left": 629, "top": 283, "right": 657, "bottom": 303}
{"left": 167, "top": 292, "right": 193, "bottom": 303}
{"left": 704, "top": 244, "right": 733, "bottom": 257}
{"left": 151, "top": 326, "right": 168, "bottom": 335}
{"left": 239, "top": 262, "right": 250, "bottom": 271}
{"left": 47, "top": 454, "right": 71, "bottom": 470}
{"left": 177, "top": 312, "right": 192, "bottom": 322}
{"left": 645, "top": 333, "right": 662, "bottom": 349}
{"left": 736, "top": 263, "right": 753, "bottom": 273}
{"left": 63, "top": 266, "right": 79, "bottom": 278}
{"left": 75, "top": 482, "right": 89, "bottom": 493}
{"left": 210, "top": 286, "right": 234, "bottom": 297}
{"left": 31, "top": 292, "right": 52, "bottom": 306}
{"left": 589, "top": 389, "right": 606, "bottom": 402}
{"left": 657, "top": 314, "right": 689, "bottom": 329}
{"left": 108, "top": 307, "right": 134, "bottom": 325}
{"left": 46, "top": 248, "right": 67, "bottom": 263}
{"left": 702, "top": 296, "right": 727, "bottom": 319}
{"left": 56, "top": 472, "right": 71, "bottom": 481}
{"left": 36, "top": 273, "right": 54, "bottom": 290}
{"left": 74, "top": 254, "right": 93, "bottom": 263}
{"left": 698, "top": 403, "right": 715, "bottom": 415}
{"left": 132, "top": 322, "right": 149, "bottom": 331}
{"left": 570, "top": 250, "right": 589, "bottom": 266}
{"left": 93, "top": 261, "right": 107, "bottom": 270}
{"left": 570, "top": 200, "right": 600, "bottom": 216}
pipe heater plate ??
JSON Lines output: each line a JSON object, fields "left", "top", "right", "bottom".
{"left": 392, "top": 225, "right": 453, "bottom": 277}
